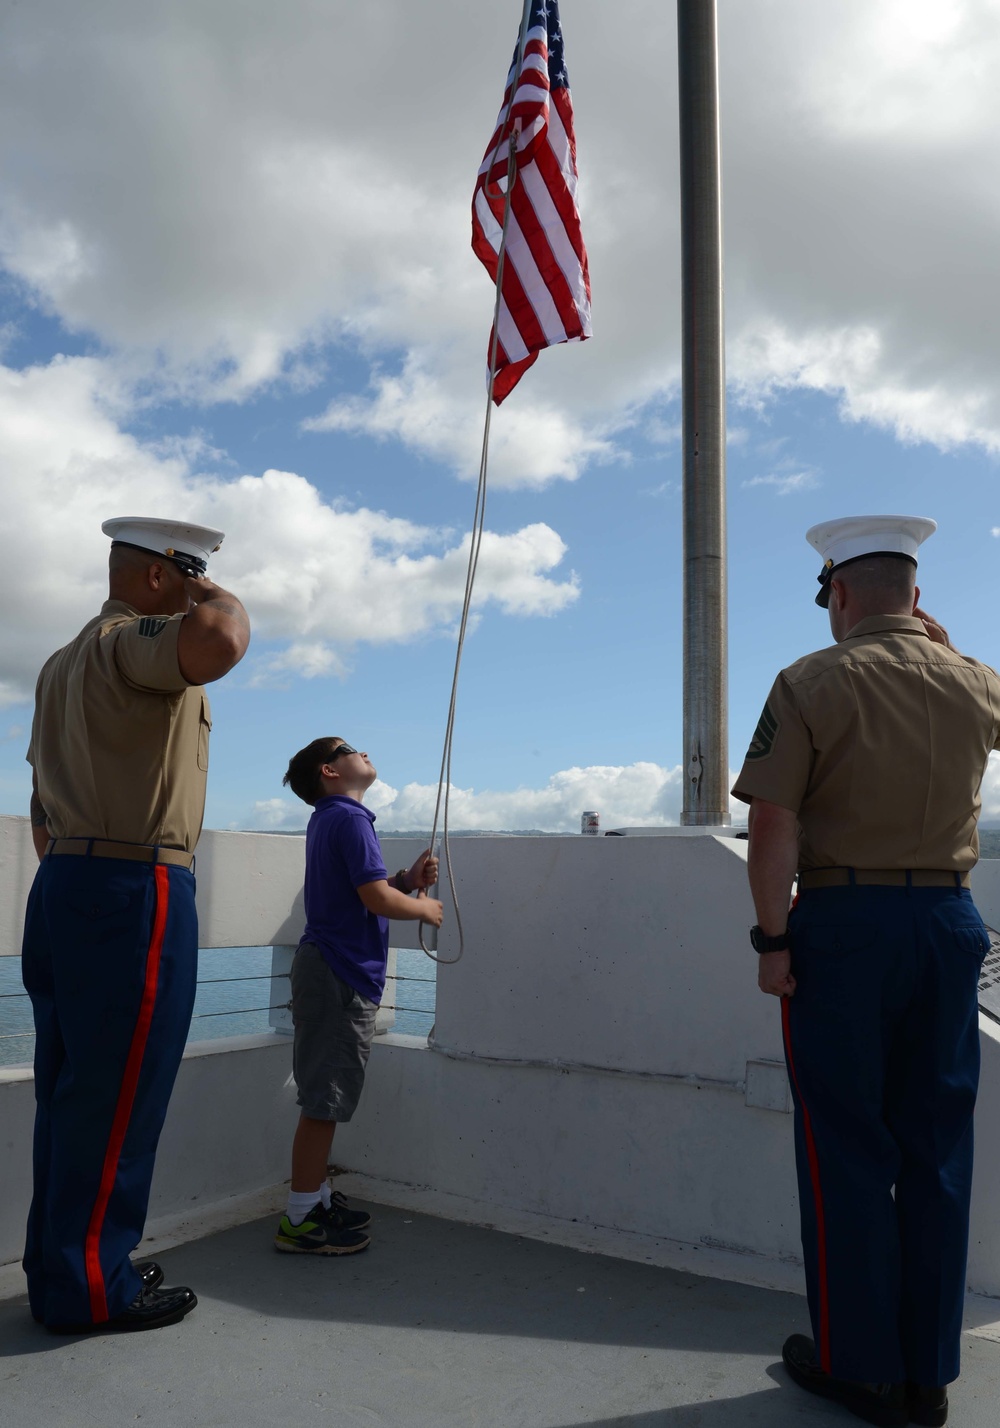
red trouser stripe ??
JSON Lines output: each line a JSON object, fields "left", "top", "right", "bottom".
{"left": 84, "top": 865, "right": 170, "bottom": 1322}
{"left": 781, "top": 997, "right": 831, "bottom": 1372}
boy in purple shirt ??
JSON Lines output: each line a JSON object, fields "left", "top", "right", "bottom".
{"left": 275, "top": 736, "right": 443, "bottom": 1254}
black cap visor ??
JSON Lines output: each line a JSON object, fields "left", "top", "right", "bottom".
{"left": 815, "top": 550, "right": 917, "bottom": 608}
{"left": 111, "top": 540, "right": 208, "bottom": 578}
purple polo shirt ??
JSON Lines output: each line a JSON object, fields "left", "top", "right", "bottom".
{"left": 300, "top": 795, "right": 390, "bottom": 1004}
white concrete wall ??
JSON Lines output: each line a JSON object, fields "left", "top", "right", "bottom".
{"left": 0, "top": 816, "right": 432, "bottom": 953}
{"left": 426, "top": 832, "right": 778, "bottom": 1081}
{"left": 0, "top": 1035, "right": 294, "bottom": 1270}
{"left": 3, "top": 814, "right": 1000, "bottom": 1298}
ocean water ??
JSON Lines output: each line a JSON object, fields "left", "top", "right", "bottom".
{"left": 0, "top": 945, "right": 437, "bottom": 1070}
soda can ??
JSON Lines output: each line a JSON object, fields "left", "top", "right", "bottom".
{"left": 581, "top": 811, "right": 600, "bottom": 836}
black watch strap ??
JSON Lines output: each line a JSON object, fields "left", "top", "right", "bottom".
{"left": 750, "top": 924, "right": 790, "bottom": 954}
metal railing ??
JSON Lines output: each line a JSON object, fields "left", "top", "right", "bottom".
{"left": 0, "top": 950, "right": 436, "bottom": 1064}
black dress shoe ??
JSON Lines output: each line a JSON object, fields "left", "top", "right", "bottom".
{"left": 48, "top": 1284, "right": 197, "bottom": 1334}
{"left": 134, "top": 1260, "right": 164, "bottom": 1291}
{"left": 32, "top": 1261, "right": 164, "bottom": 1323}
{"left": 781, "top": 1334, "right": 908, "bottom": 1427}
{"left": 907, "top": 1383, "right": 948, "bottom": 1426}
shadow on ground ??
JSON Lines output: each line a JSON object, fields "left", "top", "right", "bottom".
{"left": 2, "top": 1203, "right": 997, "bottom": 1428}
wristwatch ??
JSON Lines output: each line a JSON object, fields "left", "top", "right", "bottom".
{"left": 750, "top": 925, "right": 790, "bottom": 954}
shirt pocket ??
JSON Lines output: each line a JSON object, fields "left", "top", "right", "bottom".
{"left": 197, "top": 693, "right": 212, "bottom": 772}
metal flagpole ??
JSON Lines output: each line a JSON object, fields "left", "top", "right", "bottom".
{"left": 677, "top": 0, "right": 730, "bottom": 826}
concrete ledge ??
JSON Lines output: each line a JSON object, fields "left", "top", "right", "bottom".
{"left": 0, "top": 1031, "right": 295, "bottom": 1271}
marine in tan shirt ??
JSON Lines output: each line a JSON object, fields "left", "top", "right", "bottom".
{"left": 734, "top": 514, "right": 996, "bottom": 1424}
{"left": 733, "top": 612, "right": 1000, "bottom": 872}
{"left": 22, "top": 517, "right": 250, "bottom": 1336}
{"left": 29, "top": 603, "right": 212, "bottom": 853}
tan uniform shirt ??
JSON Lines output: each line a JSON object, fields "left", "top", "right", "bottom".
{"left": 27, "top": 600, "right": 212, "bottom": 853}
{"left": 732, "top": 615, "right": 1000, "bottom": 872}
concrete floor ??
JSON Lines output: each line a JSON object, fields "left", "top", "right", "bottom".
{"left": 2, "top": 1201, "right": 999, "bottom": 1428}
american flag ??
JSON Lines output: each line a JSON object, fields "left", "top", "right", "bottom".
{"left": 472, "top": 0, "right": 592, "bottom": 405}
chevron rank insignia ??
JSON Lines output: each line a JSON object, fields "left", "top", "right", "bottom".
{"left": 745, "top": 701, "right": 779, "bottom": 761}
{"left": 137, "top": 617, "right": 168, "bottom": 639}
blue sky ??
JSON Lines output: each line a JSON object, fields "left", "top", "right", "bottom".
{"left": 1, "top": 0, "right": 999, "bottom": 833}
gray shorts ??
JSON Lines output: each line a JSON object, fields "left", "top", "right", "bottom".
{"left": 290, "top": 942, "right": 378, "bottom": 1122}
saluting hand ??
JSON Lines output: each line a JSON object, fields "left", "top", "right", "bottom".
{"left": 183, "top": 575, "right": 223, "bottom": 604}
{"left": 914, "top": 606, "right": 954, "bottom": 650}
{"left": 758, "top": 950, "right": 797, "bottom": 998}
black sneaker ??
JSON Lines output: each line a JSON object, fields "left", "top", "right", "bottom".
{"left": 907, "top": 1384, "right": 948, "bottom": 1427}
{"left": 781, "top": 1334, "right": 908, "bottom": 1427}
{"left": 324, "top": 1194, "right": 371, "bottom": 1232}
{"left": 274, "top": 1203, "right": 371, "bottom": 1255}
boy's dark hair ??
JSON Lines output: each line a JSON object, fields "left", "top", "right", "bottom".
{"left": 283, "top": 736, "right": 346, "bottom": 806}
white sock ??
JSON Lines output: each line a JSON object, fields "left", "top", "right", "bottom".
{"left": 286, "top": 1188, "right": 323, "bottom": 1226}
{"left": 319, "top": 1181, "right": 332, "bottom": 1210}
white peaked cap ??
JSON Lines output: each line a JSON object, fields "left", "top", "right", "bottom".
{"left": 102, "top": 516, "right": 225, "bottom": 577}
{"left": 805, "top": 514, "right": 937, "bottom": 608}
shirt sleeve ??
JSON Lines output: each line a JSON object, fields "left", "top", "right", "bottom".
{"left": 981, "top": 664, "right": 1000, "bottom": 752}
{"left": 731, "top": 672, "right": 814, "bottom": 812}
{"left": 110, "top": 614, "right": 190, "bottom": 694}
{"left": 336, "top": 814, "right": 389, "bottom": 889}
{"left": 957, "top": 656, "right": 1000, "bottom": 751}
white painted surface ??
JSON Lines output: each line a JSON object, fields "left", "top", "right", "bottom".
{"left": 2, "top": 816, "right": 1000, "bottom": 1306}
{"left": 0, "top": 818, "right": 40, "bottom": 957}
{"left": 0, "top": 1034, "right": 295, "bottom": 1270}
{"left": 0, "top": 816, "right": 433, "bottom": 953}
{"left": 428, "top": 832, "right": 778, "bottom": 1084}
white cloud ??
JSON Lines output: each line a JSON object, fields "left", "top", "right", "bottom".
{"left": 304, "top": 355, "right": 617, "bottom": 490}
{"left": 731, "top": 324, "right": 1000, "bottom": 455}
{"left": 242, "top": 798, "right": 299, "bottom": 832}
{"left": 0, "top": 356, "right": 579, "bottom": 704}
{"left": 0, "top": 1, "right": 999, "bottom": 483}
{"left": 743, "top": 468, "right": 820, "bottom": 497}
{"left": 242, "top": 751, "right": 1000, "bottom": 841}
{"left": 243, "top": 762, "right": 746, "bottom": 834}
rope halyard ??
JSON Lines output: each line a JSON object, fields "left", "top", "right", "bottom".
{"left": 419, "top": 0, "right": 533, "bottom": 966}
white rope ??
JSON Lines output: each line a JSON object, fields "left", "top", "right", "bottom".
{"left": 420, "top": 0, "right": 533, "bottom": 965}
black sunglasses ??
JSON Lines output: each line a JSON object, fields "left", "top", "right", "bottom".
{"left": 325, "top": 744, "right": 357, "bottom": 762}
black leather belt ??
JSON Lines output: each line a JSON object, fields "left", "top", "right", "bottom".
{"left": 46, "top": 838, "right": 194, "bottom": 870}
{"left": 798, "top": 867, "right": 969, "bottom": 890}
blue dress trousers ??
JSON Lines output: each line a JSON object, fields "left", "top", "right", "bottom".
{"left": 782, "top": 882, "right": 989, "bottom": 1386}
{"left": 21, "top": 851, "right": 197, "bottom": 1327}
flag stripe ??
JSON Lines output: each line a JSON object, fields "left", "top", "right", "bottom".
{"left": 490, "top": 351, "right": 538, "bottom": 403}
{"left": 512, "top": 169, "right": 587, "bottom": 336}
{"left": 496, "top": 233, "right": 551, "bottom": 355}
{"left": 471, "top": 0, "right": 591, "bottom": 404}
